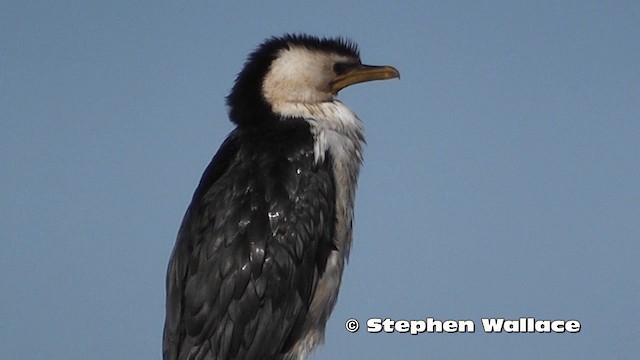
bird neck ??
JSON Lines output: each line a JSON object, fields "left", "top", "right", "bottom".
{"left": 270, "top": 100, "right": 364, "bottom": 162}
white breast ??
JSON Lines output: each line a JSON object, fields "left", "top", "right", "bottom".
{"left": 271, "top": 100, "right": 365, "bottom": 359}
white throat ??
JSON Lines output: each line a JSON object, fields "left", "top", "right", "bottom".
{"left": 270, "top": 101, "right": 364, "bottom": 166}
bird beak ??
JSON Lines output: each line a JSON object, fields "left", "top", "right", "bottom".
{"left": 330, "top": 64, "right": 400, "bottom": 94}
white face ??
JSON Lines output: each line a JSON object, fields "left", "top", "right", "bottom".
{"left": 262, "top": 46, "right": 356, "bottom": 105}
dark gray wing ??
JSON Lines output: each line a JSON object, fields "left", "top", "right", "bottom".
{"left": 163, "top": 125, "right": 335, "bottom": 360}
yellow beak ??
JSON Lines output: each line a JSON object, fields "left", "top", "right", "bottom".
{"left": 330, "top": 64, "right": 400, "bottom": 94}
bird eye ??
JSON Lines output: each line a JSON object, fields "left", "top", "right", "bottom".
{"left": 333, "top": 62, "right": 355, "bottom": 75}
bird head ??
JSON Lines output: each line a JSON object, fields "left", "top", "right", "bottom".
{"left": 226, "top": 34, "right": 399, "bottom": 126}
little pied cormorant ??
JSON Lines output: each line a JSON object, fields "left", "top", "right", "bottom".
{"left": 163, "top": 34, "right": 399, "bottom": 360}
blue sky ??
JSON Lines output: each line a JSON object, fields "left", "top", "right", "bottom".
{"left": 1, "top": 1, "right": 638, "bottom": 359}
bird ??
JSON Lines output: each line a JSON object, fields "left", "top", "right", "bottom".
{"left": 163, "top": 34, "right": 399, "bottom": 360}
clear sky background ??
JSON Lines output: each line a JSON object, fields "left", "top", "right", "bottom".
{"left": 1, "top": 1, "right": 638, "bottom": 359}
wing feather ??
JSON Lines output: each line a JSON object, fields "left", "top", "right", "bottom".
{"left": 163, "top": 123, "right": 335, "bottom": 360}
